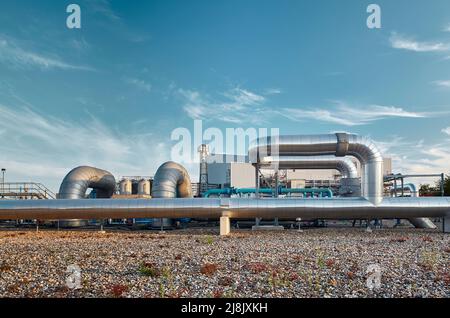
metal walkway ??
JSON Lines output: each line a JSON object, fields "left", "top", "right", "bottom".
{"left": 0, "top": 182, "right": 56, "bottom": 200}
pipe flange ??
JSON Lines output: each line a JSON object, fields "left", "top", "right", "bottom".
{"left": 336, "top": 133, "right": 349, "bottom": 157}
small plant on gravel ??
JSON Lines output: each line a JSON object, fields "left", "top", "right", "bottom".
{"left": 158, "top": 282, "right": 166, "bottom": 298}
{"left": 419, "top": 251, "right": 440, "bottom": 271}
{"left": 347, "top": 271, "right": 355, "bottom": 279}
{"left": 200, "top": 263, "right": 218, "bottom": 276}
{"left": 316, "top": 255, "right": 326, "bottom": 269}
{"left": 139, "top": 262, "right": 160, "bottom": 277}
{"left": 213, "top": 289, "right": 224, "bottom": 298}
{"left": 203, "top": 235, "right": 214, "bottom": 245}
{"left": 390, "top": 237, "right": 409, "bottom": 243}
{"left": 110, "top": 284, "right": 128, "bottom": 298}
{"left": 422, "top": 236, "right": 433, "bottom": 243}
{"left": 222, "top": 288, "right": 236, "bottom": 298}
{"left": 245, "top": 262, "right": 269, "bottom": 274}
{"left": 161, "top": 266, "right": 176, "bottom": 296}
{"left": 325, "top": 259, "right": 335, "bottom": 269}
{"left": 0, "top": 262, "right": 12, "bottom": 272}
{"left": 218, "top": 276, "right": 233, "bottom": 287}
{"left": 268, "top": 269, "right": 291, "bottom": 290}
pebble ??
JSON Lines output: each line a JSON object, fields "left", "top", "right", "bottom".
{"left": 0, "top": 228, "right": 448, "bottom": 298}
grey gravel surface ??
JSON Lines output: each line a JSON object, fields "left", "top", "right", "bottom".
{"left": 0, "top": 228, "right": 448, "bottom": 298}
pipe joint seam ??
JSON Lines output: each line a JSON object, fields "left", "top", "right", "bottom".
{"left": 336, "top": 133, "right": 349, "bottom": 157}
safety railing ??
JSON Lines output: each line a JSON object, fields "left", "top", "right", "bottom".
{"left": 0, "top": 182, "right": 56, "bottom": 199}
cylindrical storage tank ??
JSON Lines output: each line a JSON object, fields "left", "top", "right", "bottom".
{"left": 137, "top": 179, "right": 151, "bottom": 196}
{"left": 119, "top": 179, "right": 132, "bottom": 195}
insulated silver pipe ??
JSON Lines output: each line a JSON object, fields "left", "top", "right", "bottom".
{"left": 151, "top": 161, "right": 192, "bottom": 198}
{"left": 249, "top": 134, "right": 435, "bottom": 228}
{"left": 58, "top": 166, "right": 116, "bottom": 199}
{"left": 249, "top": 133, "right": 384, "bottom": 205}
{"left": 391, "top": 183, "right": 436, "bottom": 229}
{"left": 151, "top": 161, "right": 192, "bottom": 227}
{"left": 0, "top": 197, "right": 449, "bottom": 220}
{"left": 57, "top": 166, "right": 116, "bottom": 227}
{"left": 259, "top": 156, "right": 358, "bottom": 178}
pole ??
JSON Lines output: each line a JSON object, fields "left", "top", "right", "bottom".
{"left": 255, "top": 165, "right": 260, "bottom": 227}
{"left": 393, "top": 177, "right": 397, "bottom": 197}
{"left": 441, "top": 173, "right": 445, "bottom": 197}
{"left": 401, "top": 178, "right": 404, "bottom": 197}
{"left": 1, "top": 169, "right": 5, "bottom": 196}
{"left": 255, "top": 164, "right": 259, "bottom": 199}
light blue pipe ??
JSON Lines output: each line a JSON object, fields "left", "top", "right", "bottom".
{"left": 203, "top": 188, "right": 234, "bottom": 198}
{"left": 393, "top": 183, "right": 418, "bottom": 197}
{"left": 279, "top": 188, "right": 333, "bottom": 198}
{"left": 236, "top": 188, "right": 274, "bottom": 195}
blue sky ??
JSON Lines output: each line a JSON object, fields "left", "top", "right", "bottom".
{"left": 1, "top": 0, "right": 450, "bottom": 191}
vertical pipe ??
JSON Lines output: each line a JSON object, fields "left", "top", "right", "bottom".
{"left": 255, "top": 164, "right": 260, "bottom": 199}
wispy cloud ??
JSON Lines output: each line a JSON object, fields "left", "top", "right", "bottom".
{"left": 373, "top": 135, "right": 450, "bottom": 184}
{"left": 280, "top": 102, "right": 428, "bottom": 126}
{"left": 89, "top": 0, "right": 121, "bottom": 21}
{"left": 0, "top": 35, "right": 94, "bottom": 71}
{"left": 0, "top": 104, "right": 169, "bottom": 191}
{"left": 444, "top": 24, "right": 450, "bottom": 32}
{"left": 433, "top": 80, "right": 450, "bottom": 88}
{"left": 179, "top": 87, "right": 268, "bottom": 124}
{"left": 441, "top": 127, "right": 450, "bottom": 136}
{"left": 125, "top": 78, "right": 152, "bottom": 92}
{"left": 179, "top": 86, "right": 433, "bottom": 126}
{"left": 389, "top": 32, "right": 449, "bottom": 52}
{"left": 263, "top": 88, "right": 282, "bottom": 95}
{"left": 70, "top": 38, "right": 91, "bottom": 53}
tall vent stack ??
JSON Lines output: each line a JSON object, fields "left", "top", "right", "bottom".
{"left": 198, "top": 144, "right": 210, "bottom": 196}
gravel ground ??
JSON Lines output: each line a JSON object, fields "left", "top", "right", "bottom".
{"left": 0, "top": 228, "right": 448, "bottom": 298}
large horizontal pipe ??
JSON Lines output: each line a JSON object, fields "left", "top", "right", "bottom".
{"left": 0, "top": 197, "right": 449, "bottom": 220}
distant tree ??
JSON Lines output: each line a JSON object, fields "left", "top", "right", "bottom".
{"left": 434, "top": 174, "right": 450, "bottom": 196}
{"left": 419, "top": 184, "right": 439, "bottom": 197}
{"left": 420, "top": 174, "right": 450, "bottom": 196}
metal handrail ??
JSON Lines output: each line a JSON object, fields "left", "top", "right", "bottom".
{"left": 0, "top": 182, "right": 56, "bottom": 199}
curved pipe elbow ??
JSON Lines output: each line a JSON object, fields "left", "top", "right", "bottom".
{"left": 151, "top": 161, "right": 192, "bottom": 198}
{"left": 249, "top": 133, "right": 383, "bottom": 204}
{"left": 58, "top": 166, "right": 116, "bottom": 199}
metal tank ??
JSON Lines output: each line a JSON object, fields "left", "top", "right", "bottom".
{"left": 137, "top": 179, "right": 151, "bottom": 196}
{"left": 119, "top": 179, "right": 132, "bottom": 195}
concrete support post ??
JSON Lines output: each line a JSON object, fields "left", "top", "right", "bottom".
{"left": 220, "top": 215, "right": 231, "bottom": 236}
{"left": 444, "top": 217, "right": 450, "bottom": 233}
